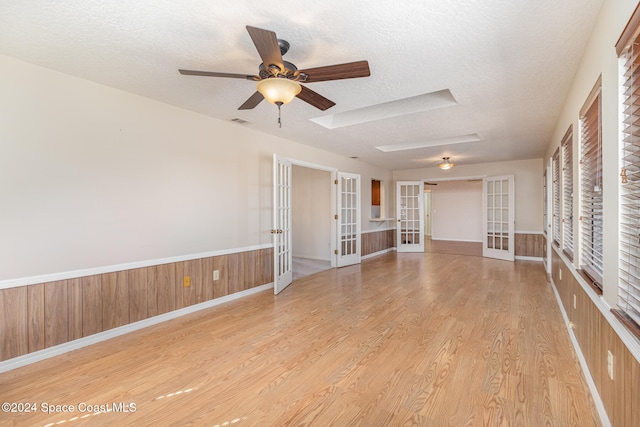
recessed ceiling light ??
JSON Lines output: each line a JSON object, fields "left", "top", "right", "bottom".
{"left": 375, "top": 134, "right": 480, "bottom": 152}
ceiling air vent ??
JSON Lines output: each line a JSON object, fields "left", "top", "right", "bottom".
{"left": 231, "top": 118, "right": 249, "bottom": 124}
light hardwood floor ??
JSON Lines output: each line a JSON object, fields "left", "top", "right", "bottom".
{"left": 0, "top": 252, "right": 600, "bottom": 426}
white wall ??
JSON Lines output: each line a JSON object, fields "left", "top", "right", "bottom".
{"left": 292, "top": 166, "right": 332, "bottom": 260}
{"left": 430, "top": 180, "right": 482, "bottom": 242}
{"left": 394, "top": 158, "right": 543, "bottom": 233}
{"left": 0, "top": 54, "right": 392, "bottom": 282}
{"left": 543, "top": 0, "right": 637, "bottom": 307}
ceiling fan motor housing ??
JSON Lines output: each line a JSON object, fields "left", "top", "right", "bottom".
{"left": 259, "top": 61, "right": 299, "bottom": 80}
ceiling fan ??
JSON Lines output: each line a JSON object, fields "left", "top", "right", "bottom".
{"left": 179, "top": 25, "right": 371, "bottom": 120}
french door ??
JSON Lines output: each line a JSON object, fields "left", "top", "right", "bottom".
{"left": 273, "top": 154, "right": 293, "bottom": 294}
{"left": 336, "top": 172, "right": 361, "bottom": 267}
{"left": 482, "top": 175, "right": 515, "bottom": 261}
{"left": 396, "top": 181, "right": 425, "bottom": 252}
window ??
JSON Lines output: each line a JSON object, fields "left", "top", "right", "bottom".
{"left": 552, "top": 149, "right": 561, "bottom": 246}
{"left": 543, "top": 170, "right": 548, "bottom": 236}
{"left": 579, "top": 81, "right": 603, "bottom": 290}
{"left": 561, "top": 126, "right": 574, "bottom": 260}
{"left": 616, "top": 9, "right": 640, "bottom": 334}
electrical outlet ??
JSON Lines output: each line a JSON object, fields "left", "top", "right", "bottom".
{"left": 213, "top": 270, "right": 220, "bottom": 281}
{"left": 573, "top": 294, "right": 576, "bottom": 310}
{"left": 183, "top": 276, "right": 191, "bottom": 287}
{"left": 607, "top": 350, "right": 614, "bottom": 380}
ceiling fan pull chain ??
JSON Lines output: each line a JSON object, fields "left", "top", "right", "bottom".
{"left": 277, "top": 102, "right": 282, "bottom": 128}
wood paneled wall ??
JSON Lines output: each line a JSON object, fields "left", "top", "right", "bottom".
{"left": 0, "top": 248, "right": 273, "bottom": 362}
{"left": 361, "top": 229, "right": 395, "bottom": 256}
{"left": 552, "top": 249, "right": 640, "bottom": 426}
{"left": 361, "top": 231, "right": 542, "bottom": 258}
{"left": 515, "top": 232, "right": 544, "bottom": 258}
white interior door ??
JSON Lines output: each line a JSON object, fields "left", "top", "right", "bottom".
{"left": 273, "top": 154, "right": 293, "bottom": 294}
{"left": 396, "top": 181, "right": 425, "bottom": 252}
{"left": 336, "top": 172, "right": 361, "bottom": 267}
{"left": 482, "top": 175, "right": 515, "bottom": 261}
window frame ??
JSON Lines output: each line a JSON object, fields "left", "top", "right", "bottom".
{"left": 552, "top": 148, "right": 561, "bottom": 247}
{"left": 578, "top": 79, "right": 603, "bottom": 291}
{"left": 616, "top": 9, "right": 640, "bottom": 336}
{"left": 561, "top": 126, "right": 574, "bottom": 260}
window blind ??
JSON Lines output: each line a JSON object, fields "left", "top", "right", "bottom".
{"left": 618, "top": 28, "right": 640, "bottom": 330}
{"left": 561, "top": 127, "right": 574, "bottom": 260}
{"left": 552, "top": 149, "right": 561, "bottom": 246}
{"left": 579, "top": 86, "right": 603, "bottom": 289}
{"left": 543, "top": 170, "right": 548, "bottom": 236}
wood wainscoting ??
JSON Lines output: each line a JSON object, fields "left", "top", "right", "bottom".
{"left": 515, "top": 232, "right": 544, "bottom": 258}
{"left": 361, "top": 231, "right": 542, "bottom": 259}
{"left": 361, "top": 228, "right": 395, "bottom": 257}
{"left": 0, "top": 248, "right": 273, "bottom": 362}
{"left": 552, "top": 248, "right": 640, "bottom": 426}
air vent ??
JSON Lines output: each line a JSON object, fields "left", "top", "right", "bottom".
{"left": 231, "top": 118, "right": 249, "bottom": 124}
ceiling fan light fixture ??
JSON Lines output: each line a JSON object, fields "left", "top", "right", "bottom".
{"left": 256, "top": 78, "right": 301, "bottom": 105}
{"left": 438, "top": 157, "right": 455, "bottom": 170}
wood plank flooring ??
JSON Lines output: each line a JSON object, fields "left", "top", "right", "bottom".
{"left": 0, "top": 252, "right": 600, "bottom": 426}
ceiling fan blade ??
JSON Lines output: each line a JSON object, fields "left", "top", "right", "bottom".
{"left": 296, "top": 85, "right": 336, "bottom": 111}
{"left": 246, "top": 26, "right": 283, "bottom": 72}
{"left": 299, "top": 60, "right": 370, "bottom": 83}
{"left": 179, "top": 69, "right": 259, "bottom": 80}
{"left": 238, "top": 91, "right": 264, "bottom": 110}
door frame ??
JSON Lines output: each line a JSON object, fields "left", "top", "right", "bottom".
{"left": 274, "top": 156, "right": 369, "bottom": 288}
{"left": 482, "top": 175, "right": 515, "bottom": 261}
{"left": 287, "top": 158, "right": 338, "bottom": 267}
{"left": 336, "top": 171, "right": 362, "bottom": 267}
{"left": 396, "top": 181, "right": 425, "bottom": 252}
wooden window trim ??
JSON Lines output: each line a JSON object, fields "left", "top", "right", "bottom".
{"left": 618, "top": 9, "right": 640, "bottom": 337}
{"left": 552, "top": 148, "right": 561, "bottom": 247}
{"left": 577, "top": 267, "right": 603, "bottom": 296}
{"left": 561, "top": 126, "right": 574, "bottom": 261}
{"left": 579, "top": 80, "right": 603, "bottom": 286}
{"left": 612, "top": 309, "right": 640, "bottom": 340}
{"left": 616, "top": 2, "right": 640, "bottom": 56}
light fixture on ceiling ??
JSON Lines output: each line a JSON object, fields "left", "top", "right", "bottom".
{"left": 256, "top": 78, "right": 301, "bottom": 128}
{"left": 438, "top": 157, "right": 455, "bottom": 170}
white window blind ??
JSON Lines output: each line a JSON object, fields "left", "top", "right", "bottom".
{"left": 561, "top": 127, "right": 574, "bottom": 260}
{"left": 552, "top": 149, "right": 561, "bottom": 246}
{"left": 618, "top": 23, "right": 640, "bottom": 331}
{"left": 579, "top": 85, "right": 603, "bottom": 290}
{"left": 543, "top": 170, "right": 548, "bottom": 236}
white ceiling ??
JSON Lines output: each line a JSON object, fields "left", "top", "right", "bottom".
{"left": 0, "top": 0, "right": 603, "bottom": 170}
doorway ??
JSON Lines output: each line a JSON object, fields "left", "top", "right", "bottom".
{"left": 423, "top": 179, "right": 483, "bottom": 257}
{"left": 291, "top": 165, "right": 332, "bottom": 281}
{"left": 272, "top": 155, "right": 363, "bottom": 293}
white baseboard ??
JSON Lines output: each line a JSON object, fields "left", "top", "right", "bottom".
{"left": 515, "top": 256, "right": 543, "bottom": 262}
{"left": 430, "top": 237, "right": 483, "bottom": 243}
{"left": 293, "top": 255, "right": 332, "bottom": 262}
{"left": 362, "top": 248, "right": 396, "bottom": 260}
{"left": 0, "top": 283, "right": 273, "bottom": 373}
{"left": 549, "top": 278, "right": 611, "bottom": 427}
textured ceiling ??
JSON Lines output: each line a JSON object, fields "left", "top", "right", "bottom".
{"left": 0, "top": 0, "right": 603, "bottom": 170}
